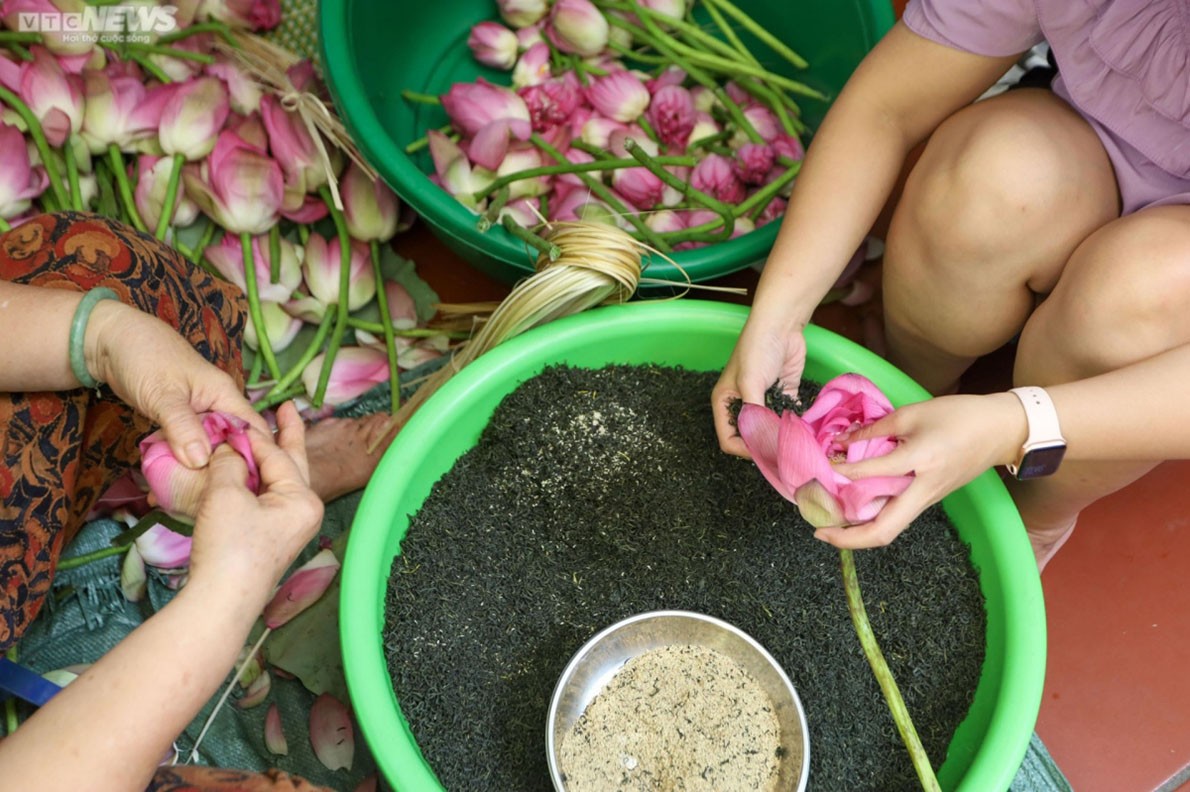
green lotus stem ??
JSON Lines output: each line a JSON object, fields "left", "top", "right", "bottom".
{"left": 501, "top": 214, "right": 560, "bottom": 261}
{"left": 687, "top": 129, "right": 733, "bottom": 150}
{"left": 405, "top": 136, "right": 429, "bottom": 154}
{"left": 64, "top": 144, "right": 83, "bottom": 210}
{"left": 702, "top": 0, "right": 810, "bottom": 69}
{"left": 192, "top": 220, "right": 219, "bottom": 267}
{"left": 57, "top": 544, "right": 129, "bottom": 571}
{"left": 471, "top": 154, "right": 697, "bottom": 204}
{"left": 124, "top": 42, "right": 215, "bottom": 64}
{"left": 107, "top": 145, "right": 147, "bottom": 232}
{"left": 241, "top": 232, "right": 282, "bottom": 382}
{"left": 636, "top": 114, "right": 660, "bottom": 144}
{"left": 253, "top": 383, "right": 307, "bottom": 412}
{"left": 8, "top": 43, "right": 34, "bottom": 62}
{"left": 840, "top": 548, "right": 942, "bottom": 792}
{"left": 662, "top": 38, "right": 826, "bottom": 101}
{"left": 129, "top": 52, "right": 172, "bottom": 84}
{"left": 156, "top": 153, "right": 184, "bottom": 240}
{"left": 623, "top": 137, "right": 733, "bottom": 239}
{"left": 0, "top": 31, "right": 41, "bottom": 43}
{"left": 297, "top": 222, "right": 310, "bottom": 246}
{"left": 736, "top": 158, "right": 800, "bottom": 215}
{"left": 0, "top": 86, "right": 68, "bottom": 208}
{"left": 530, "top": 133, "right": 672, "bottom": 253}
{"left": 157, "top": 20, "right": 235, "bottom": 46}
{"left": 606, "top": 40, "right": 669, "bottom": 66}
{"left": 94, "top": 159, "right": 120, "bottom": 219}
{"left": 369, "top": 239, "right": 402, "bottom": 415}
{"left": 4, "top": 646, "right": 18, "bottom": 736}
{"left": 737, "top": 77, "right": 799, "bottom": 136}
{"left": 477, "top": 186, "right": 511, "bottom": 232}
{"left": 401, "top": 90, "right": 441, "bottom": 105}
{"left": 700, "top": 0, "right": 757, "bottom": 64}
{"left": 265, "top": 311, "right": 334, "bottom": 400}
{"left": 268, "top": 224, "right": 281, "bottom": 284}
{"left": 312, "top": 186, "right": 354, "bottom": 407}
{"left": 247, "top": 348, "right": 264, "bottom": 388}
{"left": 345, "top": 318, "right": 468, "bottom": 340}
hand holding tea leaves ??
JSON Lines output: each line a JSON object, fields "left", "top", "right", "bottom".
{"left": 738, "top": 373, "right": 942, "bottom": 792}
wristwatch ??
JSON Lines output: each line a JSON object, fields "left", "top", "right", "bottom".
{"left": 1006, "top": 386, "right": 1067, "bottom": 480}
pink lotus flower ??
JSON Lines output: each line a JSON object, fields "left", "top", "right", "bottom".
{"left": 263, "top": 547, "right": 340, "bottom": 629}
{"left": 771, "top": 132, "right": 806, "bottom": 163}
{"left": 244, "top": 299, "right": 303, "bottom": 353}
{"left": 205, "top": 232, "right": 302, "bottom": 303}
{"left": 519, "top": 74, "right": 581, "bottom": 134}
{"left": 139, "top": 412, "right": 261, "bottom": 518}
{"left": 691, "top": 153, "right": 745, "bottom": 203}
{"left": 646, "top": 65, "right": 686, "bottom": 93}
{"left": 516, "top": 23, "right": 545, "bottom": 50}
{"left": 739, "top": 103, "right": 780, "bottom": 143}
{"left": 0, "top": 122, "right": 49, "bottom": 219}
{"left": 198, "top": 0, "right": 281, "bottom": 31}
{"left": 496, "top": 197, "right": 542, "bottom": 230}
{"left": 0, "top": 47, "right": 83, "bottom": 148}
{"left": 301, "top": 346, "right": 390, "bottom": 405}
{"left": 611, "top": 166, "right": 664, "bottom": 209}
{"left": 511, "top": 41, "right": 551, "bottom": 89}
{"left": 79, "top": 68, "right": 170, "bottom": 152}
{"left": 260, "top": 92, "right": 327, "bottom": 199}
{"left": 737, "top": 374, "right": 913, "bottom": 529}
{"left": 302, "top": 232, "right": 376, "bottom": 311}
{"left": 135, "top": 155, "right": 199, "bottom": 232}
{"left": 206, "top": 58, "right": 263, "bottom": 115}
{"left": 183, "top": 129, "right": 284, "bottom": 234}
{"left": 441, "top": 79, "right": 532, "bottom": 171}
{"left": 496, "top": 145, "right": 549, "bottom": 199}
{"left": 735, "top": 142, "right": 774, "bottom": 186}
{"left": 546, "top": 0, "right": 609, "bottom": 57}
{"left": 468, "top": 21, "right": 519, "bottom": 71}
{"left": 585, "top": 70, "right": 650, "bottom": 123}
{"left": 497, "top": 0, "right": 547, "bottom": 27}
{"left": 309, "top": 693, "right": 354, "bottom": 771}
{"left": 342, "top": 162, "right": 401, "bottom": 242}
{"left": 644, "top": 84, "right": 694, "bottom": 148}
{"left": 645, "top": 208, "right": 685, "bottom": 234}
{"left": 135, "top": 523, "right": 193, "bottom": 569}
{"left": 158, "top": 77, "right": 230, "bottom": 161}
{"left": 579, "top": 116, "right": 627, "bottom": 149}
{"left": 427, "top": 130, "right": 494, "bottom": 209}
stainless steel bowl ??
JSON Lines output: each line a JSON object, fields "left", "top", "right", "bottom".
{"left": 546, "top": 610, "right": 810, "bottom": 791}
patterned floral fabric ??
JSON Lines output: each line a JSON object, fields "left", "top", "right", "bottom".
{"left": 0, "top": 213, "right": 334, "bottom": 792}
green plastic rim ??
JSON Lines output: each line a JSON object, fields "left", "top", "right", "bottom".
{"left": 319, "top": 1, "right": 896, "bottom": 286}
{"left": 341, "top": 300, "right": 1046, "bottom": 792}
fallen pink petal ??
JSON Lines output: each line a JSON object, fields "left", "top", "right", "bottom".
{"left": 235, "top": 670, "right": 271, "bottom": 709}
{"left": 264, "top": 703, "right": 288, "bottom": 756}
{"left": 263, "top": 548, "right": 341, "bottom": 630}
{"left": 309, "top": 693, "right": 355, "bottom": 772}
{"left": 135, "top": 523, "right": 193, "bottom": 570}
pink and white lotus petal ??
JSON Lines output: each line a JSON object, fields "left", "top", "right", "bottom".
{"left": 205, "top": 58, "right": 263, "bottom": 116}
{"left": 838, "top": 475, "right": 913, "bottom": 525}
{"left": 0, "top": 122, "right": 49, "bottom": 219}
{"left": 468, "top": 21, "right": 519, "bottom": 71}
{"left": 198, "top": 0, "right": 282, "bottom": 31}
{"left": 80, "top": 69, "right": 171, "bottom": 152}
{"left": 441, "top": 78, "right": 530, "bottom": 138}
{"left": 301, "top": 347, "right": 390, "bottom": 405}
{"left": 139, "top": 411, "right": 261, "bottom": 517}
{"left": 120, "top": 543, "right": 147, "bottom": 602}
{"left": 301, "top": 232, "right": 376, "bottom": 312}
{"left": 260, "top": 92, "right": 326, "bottom": 194}
{"left": 244, "top": 300, "right": 304, "bottom": 353}
{"left": 263, "top": 548, "right": 340, "bottom": 629}
{"left": 342, "top": 162, "right": 401, "bottom": 243}
{"left": 135, "top": 155, "right": 199, "bottom": 232}
{"left": 17, "top": 47, "right": 83, "bottom": 147}
{"left": 497, "top": 0, "right": 547, "bottom": 27}
{"left": 204, "top": 233, "right": 303, "bottom": 304}
{"left": 736, "top": 403, "right": 796, "bottom": 502}
{"left": 159, "top": 77, "right": 230, "bottom": 161}
{"left": 265, "top": 702, "right": 288, "bottom": 755}
{"left": 235, "top": 670, "right": 271, "bottom": 709}
{"left": 382, "top": 280, "right": 418, "bottom": 330}
{"left": 585, "top": 70, "right": 650, "bottom": 123}
{"left": 183, "top": 130, "right": 284, "bottom": 235}
{"left": 546, "top": 0, "right": 608, "bottom": 56}
{"left": 511, "top": 41, "right": 551, "bottom": 89}
{"left": 792, "top": 479, "right": 847, "bottom": 529}
{"left": 135, "top": 523, "right": 193, "bottom": 569}
{"left": 309, "top": 693, "right": 354, "bottom": 772}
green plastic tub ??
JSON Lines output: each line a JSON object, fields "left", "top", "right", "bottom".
{"left": 342, "top": 299, "right": 1047, "bottom": 791}
{"left": 319, "top": 1, "right": 895, "bottom": 286}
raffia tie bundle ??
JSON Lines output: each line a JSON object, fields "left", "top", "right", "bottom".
{"left": 389, "top": 221, "right": 651, "bottom": 431}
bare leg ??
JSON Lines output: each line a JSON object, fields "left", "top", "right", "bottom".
{"left": 1010, "top": 205, "right": 1190, "bottom": 563}
{"left": 303, "top": 412, "right": 397, "bottom": 503}
{"left": 882, "top": 89, "right": 1119, "bottom": 395}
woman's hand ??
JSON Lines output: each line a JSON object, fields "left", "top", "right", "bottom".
{"left": 712, "top": 313, "right": 807, "bottom": 458}
{"left": 187, "top": 402, "right": 324, "bottom": 599}
{"left": 86, "top": 299, "right": 268, "bottom": 469}
{"left": 812, "top": 392, "right": 1026, "bottom": 549}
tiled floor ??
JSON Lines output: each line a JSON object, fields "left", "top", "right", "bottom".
{"left": 399, "top": 222, "right": 1190, "bottom": 792}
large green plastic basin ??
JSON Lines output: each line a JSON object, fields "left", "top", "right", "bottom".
{"left": 342, "top": 300, "right": 1047, "bottom": 791}
{"left": 319, "top": 1, "right": 895, "bottom": 286}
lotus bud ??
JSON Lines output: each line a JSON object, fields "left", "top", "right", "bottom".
{"left": 245, "top": 299, "right": 303, "bottom": 353}
{"left": 139, "top": 412, "right": 261, "bottom": 519}
{"left": 515, "top": 23, "right": 544, "bottom": 51}
{"left": 159, "top": 77, "right": 230, "bottom": 161}
{"left": 496, "top": 146, "right": 549, "bottom": 200}
{"left": 263, "top": 548, "right": 341, "bottom": 629}
{"left": 579, "top": 116, "right": 626, "bottom": 149}
{"left": 519, "top": 73, "right": 581, "bottom": 133}
{"left": 691, "top": 153, "right": 746, "bottom": 203}
{"left": 80, "top": 69, "right": 171, "bottom": 152}
{"left": 0, "top": 122, "right": 49, "bottom": 219}
{"left": 302, "top": 232, "right": 376, "bottom": 312}
{"left": 547, "top": 0, "right": 609, "bottom": 57}
{"left": 735, "top": 142, "right": 775, "bottom": 186}
{"left": 772, "top": 132, "right": 806, "bottom": 163}
{"left": 611, "top": 166, "right": 664, "bottom": 209}
{"left": 134, "top": 523, "right": 193, "bottom": 569}
{"left": 310, "top": 693, "right": 354, "bottom": 771}
{"left": 732, "top": 104, "right": 780, "bottom": 145}
{"left": 645, "top": 84, "right": 695, "bottom": 148}
{"left": 135, "top": 155, "right": 199, "bottom": 232}
{"left": 427, "top": 130, "right": 493, "bottom": 208}
{"left": 205, "top": 233, "right": 303, "bottom": 303}
{"left": 342, "top": 162, "right": 400, "bottom": 242}
{"left": 265, "top": 703, "right": 288, "bottom": 755}
{"left": 640, "top": 0, "right": 688, "bottom": 19}
{"left": 468, "top": 21, "right": 519, "bottom": 71}
{"left": 498, "top": 0, "right": 547, "bottom": 27}
{"left": 182, "top": 130, "right": 284, "bottom": 235}
{"left": 441, "top": 78, "right": 531, "bottom": 138}
{"left": 301, "top": 346, "right": 390, "bottom": 406}
{"left": 646, "top": 65, "right": 686, "bottom": 93}
{"left": 284, "top": 292, "right": 328, "bottom": 324}
{"left": 688, "top": 111, "right": 720, "bottom": 146}
{"left": 511, "top": 42, "right": 551, "bottom": 89}
{"left": 756, "top": 196, "right": 787, "bottom": 227}
{"left": 6, "top": 47, "right": 84, "bottom": 147}
{"left": 585, "top": 70, "right": 650, "bottom": 123}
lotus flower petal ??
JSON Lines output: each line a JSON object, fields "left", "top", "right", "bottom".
{"left": 309, "top": 693, "right": 354, "bottom": 771}
{"left": 839, "top": 475, "right": 913, "bottom": 524}
{"left": 264, "top": 702, "right": 288, "bottom": 755}
{"left": 120, "top": 542, "right": 147, "bottom": 602}
{"left": 139, "top": 411, "right": 260, "bottom": 517}
{"left": 793, "top": 479, "right": 847, "bottom": 529}
{"left": 263, "top": 548, "right": 340, "bottom": 629}
{"left": 736, "top": 403, "right": 795, "bottom": 502}
{"left": 301, "top": 347, "right": 390, "bottom": 406}
{"left": 235, "top": 669, "right": 271, "bottom": 709}
{"left": 135, "top": 523, "right": 193, "bottom": 569}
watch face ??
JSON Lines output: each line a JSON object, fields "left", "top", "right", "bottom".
{"left": 1017, "top": 444, "right": 1067, "bottom": 479}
